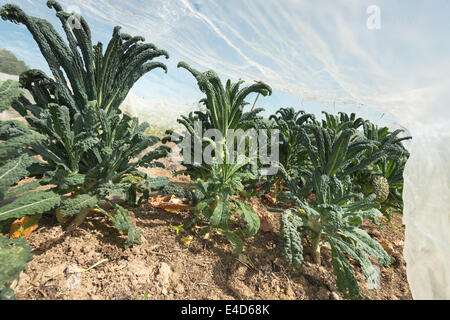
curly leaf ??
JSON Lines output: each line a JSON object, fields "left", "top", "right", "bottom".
{"left": 4, "top": 180, "right": 40, "bottom": 199}
{"left": 342, "top": 228, "right": 391, "bottom": 266}
{"left": 0, "top": 237, "right": 33, "bottom": 300}
{"left": 329, "top": 238, "right": 363, "bottom": 300}
{"left": 108, "top": 204, "right": 141, "bottom": 249}
{"left": 0, "top": 156, "right": 36, "bottom": 199}
{"left": 43, "top": 170, "right": 87, "bottom": 191}
{"left": 0, "top": 133, "right": 45, "bottom": 162}
{"left": 137, "top": 145, "right": 170, "bottom": 168}
{"left": 59, "top": 194, "right": 97, "bottom": 217}
{"left": 146, "top": 176, "right": 170, "bottom": 190}
{"left": 330, "top": 235, "right": 381, "bottom": 293}
{"left": 0, "top": 80, "right": 22, "bottom": 113}
{"left": 0, "top": 120, "right": 30, "bottom": 140}
{"left": 0, "top": 190, "right": 60, "bottom": 222}
{"left": 279, "top": 209, "right": 305, "bottom": 267}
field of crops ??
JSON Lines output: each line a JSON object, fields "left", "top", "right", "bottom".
{"left": 0, "top": 2, "right": 413, "bottom": 301}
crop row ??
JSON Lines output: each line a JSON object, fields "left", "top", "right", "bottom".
{"left": 0, "top": 1, "right": 410, "bottom": 300}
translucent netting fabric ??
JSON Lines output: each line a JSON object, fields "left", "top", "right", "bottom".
{"left": 8, "top": 0, "right": 450, "bottom": 298}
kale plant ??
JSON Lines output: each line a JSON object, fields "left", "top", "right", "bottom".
{"left": 165, "top": 62, "right": 270, "bottom": 181}
{"left": 0, "top": 1, "right": 171, "bottom": 247}
{"left": 170, "top": 62, "right": 271, "bottom": 252}
{"left": 318, "top": 111, "right": 365, "bottom": 133}
{"left": 354, "top": 120, "right": 411, "bottom": 218}
{"left": 278, "top": 123, "right": 394, "bottom": 299}
{"left": 192, "top": 162, "right": 260, "bottom": 253}
{"left": 261, "top": 107, "right": 315, "bottom": 202}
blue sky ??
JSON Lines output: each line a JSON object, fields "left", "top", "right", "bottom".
{"left": 1, "top": 0, "right": 449, "bottom": 128}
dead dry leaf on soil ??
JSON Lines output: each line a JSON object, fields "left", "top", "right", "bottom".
{"left": 148, "top": 195, "right": 194, "bottom": 212}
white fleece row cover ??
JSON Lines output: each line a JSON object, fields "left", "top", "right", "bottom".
{"left": 7, "top": 0, "right": 449, "bottom": 299}
{"left": 76, "top": 0, "right": 450, "bottom": 299}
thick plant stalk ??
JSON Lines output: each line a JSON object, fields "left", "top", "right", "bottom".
{"left": 311, "top": 233, "right": 321, "bottom": 265}
{"left": 272, "top": 177, "right": 282, "bottom": 204}
{"left": 308, "top": 217, "right": 323, "bottom": 265}
{"left": 65, "top": 208, "right": 90, "bottom": 232}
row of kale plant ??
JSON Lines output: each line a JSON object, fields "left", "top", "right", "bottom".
{"left": 0, "top": 1, "right": 410, "bottom": 300}
{"left": 165, "top": 66, "right": 410, "bottom": 299}
{"left": 0, "top": 1, "right": 171, "bottom": 299}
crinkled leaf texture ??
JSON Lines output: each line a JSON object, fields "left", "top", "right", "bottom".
{"left": 0, "top": 155, "right": 36, "bottom": 199}
{"left": 0, "top": 116, "right": 59, "bottom": 234}
{"left": 0, "top": 149, "right": 60, "bottom": 224}
{"left": 328, "top": 238, "right": 363, "bottom": 300}
{"left": 0, "top": 190, "right": 60, "bottom": 222}
{"left": 0, "top": 80, "right": 22, "bottom": 113}
{"left": 279, "top": 159, "right": 392, "bottom": 300}
{"left": 191, "top": 162, "right": 261, "bottom": 254}
{"left": 0, "top": 132, "right": 44, "bottom": 163}
{"left": 0, "top": 120, "right": 31, "bottom": 141}
{"left": 146, "top": 176, "right": 170, "bottom": 190}
{"left": 279, "top": 209, "right": 305, "bottom": 267}
{"left": 97, "top": 204, "right": 141, "bottom": 249}
{"left": 0, "top": 237, "right": 32, "bottom": 300}
{"left": 59, "top": 194, "right": 98, "bottom": 217}
{"left": 0, "top": 1, "right": 171, "bottom": 248}
{"left": 4, "top": 180, "right": 40, "bottom": 199}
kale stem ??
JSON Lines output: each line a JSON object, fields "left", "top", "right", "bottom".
{"left": 65, "top": 208, "right": 90, "bottom": 232}
{"left": 311, "top": 232, "right": 321, "bottom": 265}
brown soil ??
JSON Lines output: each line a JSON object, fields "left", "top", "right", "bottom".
{"left": 10, "top": 146, "right": 412, "bottom": 300}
